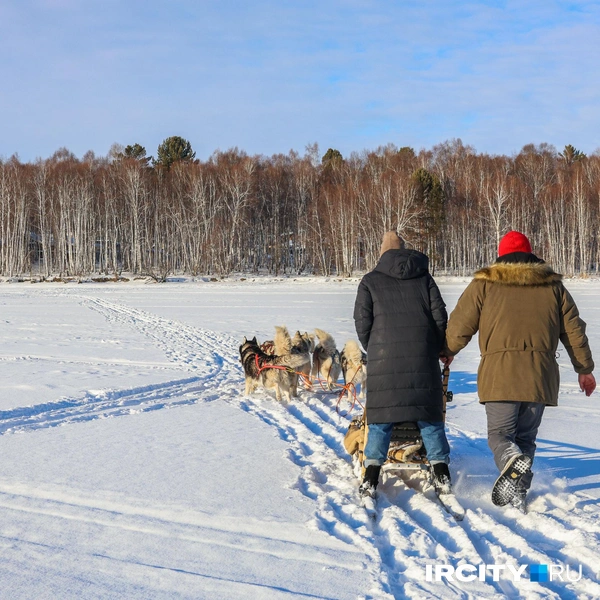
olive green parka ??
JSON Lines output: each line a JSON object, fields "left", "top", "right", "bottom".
{"left": 445, "top": 261, "right": 594, "bottom": 405}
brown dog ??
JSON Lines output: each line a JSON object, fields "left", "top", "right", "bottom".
{"left": 311, "top": 329, "right": 342, "bottom": 391}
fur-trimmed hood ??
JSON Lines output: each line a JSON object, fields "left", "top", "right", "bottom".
{"left": 474, "top": 262, "right": 562, "bottom": 286}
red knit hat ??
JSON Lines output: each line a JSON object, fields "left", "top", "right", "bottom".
{"left": 498, "top": 231, "right": 532, "bottom": 256}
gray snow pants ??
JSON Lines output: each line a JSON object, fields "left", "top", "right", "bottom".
{"left": 484, "top": 401, "right": 545, "bottom": 490}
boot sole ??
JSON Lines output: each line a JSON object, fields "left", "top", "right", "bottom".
{"left": 492, "top": 454, "right": 532, "bottom": 507}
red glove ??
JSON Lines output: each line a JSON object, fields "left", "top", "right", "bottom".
{"left": 579, "top": 373, "right": 597, "bottom": 397}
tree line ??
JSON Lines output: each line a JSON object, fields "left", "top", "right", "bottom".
{"left": 0, "top": 137, "right": 598, "bottom": 279}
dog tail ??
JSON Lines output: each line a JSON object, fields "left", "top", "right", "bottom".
{"left": 314, "top": 328, "right": 337, "bottom": 354}
{"left": 342, "top": 339, "right": 364, "bottom": 365}
{"left": 274, "top": 325, "right": 292, "bottom": 355}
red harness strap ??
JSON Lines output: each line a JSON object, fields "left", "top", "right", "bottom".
{"left": 255, "top": 353, "right": 291, "bottom": 375}
{"left": 335, "top": 382, "right": 364, "bottom": 415}
{"left": 254, "top": 353, "right": 364, "bottom": 414}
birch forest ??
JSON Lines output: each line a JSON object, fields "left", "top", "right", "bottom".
{"left": 1, "top": 139, "right": 598, "bottom": 279}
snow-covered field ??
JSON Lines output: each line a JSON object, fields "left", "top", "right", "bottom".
{"left": 1, "top": 276, "right": 600, "bottom": 599}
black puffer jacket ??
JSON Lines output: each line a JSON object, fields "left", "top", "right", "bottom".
{"left": 353, "top": 249, "right": 447, "bottom": 423}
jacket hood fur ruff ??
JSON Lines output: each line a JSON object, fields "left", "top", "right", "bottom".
{"left": 474, "top": 262, "right": 562, "bottom": 286}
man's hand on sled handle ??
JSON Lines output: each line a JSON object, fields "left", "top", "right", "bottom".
{"left": 439, "top": 353, "right": 453, "bottom": 368}
{"left": 579, "top": 373, "right": 596, "bottom": 397}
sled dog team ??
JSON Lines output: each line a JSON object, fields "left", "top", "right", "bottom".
{"left": 239, "top": 327, "right": 366, "bottom": 403}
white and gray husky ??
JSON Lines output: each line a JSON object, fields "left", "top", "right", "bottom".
{"left": 240, "top": 332, "right": 306, "bottom": 401}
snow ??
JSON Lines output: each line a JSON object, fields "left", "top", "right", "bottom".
{"left": 1, "top": 276, "right": 600, "bottom": 598}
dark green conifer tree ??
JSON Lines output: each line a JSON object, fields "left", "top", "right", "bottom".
{"left": 155, "top": 136, "right": 196, "bottom": 169}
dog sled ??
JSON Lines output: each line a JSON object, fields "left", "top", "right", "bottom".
{"left": 344, "top": 367, "right": 464, "bottom": 520}
{"left": 343, "top": 367, "right": 453, "bottom": 475}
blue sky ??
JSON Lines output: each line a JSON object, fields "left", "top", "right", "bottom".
{"left": 1, "top": 0, "right": 599, "bottom": 161}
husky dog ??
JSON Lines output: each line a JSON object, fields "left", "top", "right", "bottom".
{"left": 291, "top": 330, "right": 315, "bottom": 395}
{"left": 311, "top": 328, "right": 342, "bottom": 391}
{"left": 240, "top": 335, "right": 305, "bottom": 401}
{"left": 340, "top": 339, "right": 367, "bottom": 398}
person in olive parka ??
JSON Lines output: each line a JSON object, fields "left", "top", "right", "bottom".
{"left": 353, "top": 231, "right": 451, "bottom": 497}
{"left": 445, "top": 230, "right": 596, "bottom": 510}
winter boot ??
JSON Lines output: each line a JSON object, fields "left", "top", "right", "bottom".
{"left": 491, "top": 454, "right": 532, "bottom": 507}
{"left": 359, "top": 465, "right": 381, "bottom": 499}
{"left": 430, "top": 463, "right": 452, "bottom": 496}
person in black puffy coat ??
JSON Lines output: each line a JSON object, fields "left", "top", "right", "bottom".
{"left": 353, "top": 231, "right": 452, "bottom": 497}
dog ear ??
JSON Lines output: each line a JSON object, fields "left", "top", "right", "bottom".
{"left": 242, "top": 336, "right": 247, "bottom": 344}
{"left": 251, "top": 336, "right": 257, "bottom": 344}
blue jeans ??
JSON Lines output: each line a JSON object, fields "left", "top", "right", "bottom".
{"left": 363, "top": 421, "right": 450, "bottom": 467}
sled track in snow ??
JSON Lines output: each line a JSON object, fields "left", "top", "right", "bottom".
{"left": 232, "top": 390, "right": 600, "bottom": 599}
{"left": 6, "top": 291, "right": 600, "bottom": 599}
{"left": 0, "top": 295, "right": 241, "bottom": 434}
{"left": 234, "top": 391, "right": 505, "bottom": 599}
{"left": 82, "top": 296, "right": 240, "bottom": 371}
{"left": 220, "top": 371, "right": 600, "bottom": 597}
{"left": 0, "top": 376, "right": 210, "bottom": 434}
